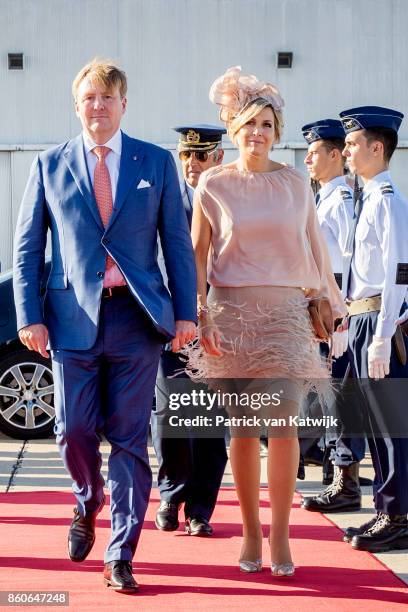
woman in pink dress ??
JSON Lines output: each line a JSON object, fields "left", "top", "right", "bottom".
{"left": 188, "top": 67, "right": 346, "bottom": 577}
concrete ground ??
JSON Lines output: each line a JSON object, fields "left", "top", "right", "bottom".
{"left": 0, "top": 431, "right": 407, "bottom": 586}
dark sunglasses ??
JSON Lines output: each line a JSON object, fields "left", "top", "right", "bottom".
{"left": 179, "top": 149, "right": 216, "bottom": 162}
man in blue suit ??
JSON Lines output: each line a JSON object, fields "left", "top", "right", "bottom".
{"left": 13, "top": 59, "right": 197, "bottom": 592}
{"left": 152, "top": 125, "right": 228, "bottom": 537}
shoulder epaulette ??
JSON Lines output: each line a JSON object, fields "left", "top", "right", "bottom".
{"left": 380, "top": 182, "right": 394, "bottom": 195}
{"left": 339, "top": 188, "right": 353, "bottom": 201}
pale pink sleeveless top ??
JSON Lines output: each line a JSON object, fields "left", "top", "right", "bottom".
{"left": 194, "top": 165, "right": 346, "bottom": 319}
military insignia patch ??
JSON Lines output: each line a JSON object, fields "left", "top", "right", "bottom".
{"left": 396, "top": 263, "right": 408, "bottom": 285}
{"left": 380, "top": 183, "right": 394, "bottom": 195}
{"left": 340, "top": 189, "right": 352, "bottom": 200}
{"left": 186, "top": 130, "right": 200, "bottom": 144}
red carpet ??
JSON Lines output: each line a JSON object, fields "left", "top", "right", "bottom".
{"left": 0, "top": 488, "right": 407, "bottom": 610}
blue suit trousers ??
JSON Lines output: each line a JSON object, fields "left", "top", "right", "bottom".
{"left": 52, "top": 292, "right": 163, "bottom": 562}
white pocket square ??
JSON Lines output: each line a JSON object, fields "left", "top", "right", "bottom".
{"left": 137, "top": 179, "right": 151, "bottom": 189}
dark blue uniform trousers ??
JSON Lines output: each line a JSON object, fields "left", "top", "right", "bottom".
{"left": 151, "top": 350, "right": 227, "bottom": 521}
{"left": 299, "top": 346, "right": 365, "bottom": 465}
{"left": 328, "top": 348, "right": 366, "bottom": 467}
{"left": 52, "top": 292, "right": 163, "bottom": 562}
{"left": 348, "top": 311, "right": 408, "bottom": 515}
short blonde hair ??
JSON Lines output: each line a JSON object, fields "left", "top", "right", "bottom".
{"left": 228, "top": 97, "right": 284, "bottom": 146}
{"left": 72, "top": 58, "right": 127, "bottom": 100}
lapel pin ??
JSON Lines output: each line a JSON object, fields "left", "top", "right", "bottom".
{"left": 133, "top": 155, "right": 138, "bottom": 161}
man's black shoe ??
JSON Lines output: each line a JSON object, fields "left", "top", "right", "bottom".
{"left": 301, "top": 464, "right": 361, "bottom": 513}
{"left": 68, "top": 495, "right": 105, "bottom": 562}
{"left": 155, "top": 501, "right": 180, "bottom": 531}
{"left": 103, "top": 561, "right": 139, "bottom": 592}
{"left": 185, "top": 516, "right": 213, "bottom": 537}
{"left": 351, "top": 513, "right": 408, "bottom": 552}
{"left": 343, "top": 515, "right": 379, "bottom": 543}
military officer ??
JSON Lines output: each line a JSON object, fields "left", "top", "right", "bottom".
{"left": 336, "top": 106, "right": 408, "bottom": 552}
{"left": 151, "top": 124, "right": 228, "bottom": 536}
{"left": 300, "top": 119, "right": 368, "bottom": 512}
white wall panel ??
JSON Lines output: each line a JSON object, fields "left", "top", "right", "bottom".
{"left": 11, "top": 151, "right": 37, "bottom": 232}
{"left": 0, "top": 153, "right": 11, "bottom": 273}
{"left": 1, "top": 0, "right": 408, "bottom": 269}
{"left": 1, "top": 0, "right": 408, "bottom": 144}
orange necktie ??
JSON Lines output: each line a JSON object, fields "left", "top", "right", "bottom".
{"left": 93, "top": 146, "right": 114, "bottom": 269}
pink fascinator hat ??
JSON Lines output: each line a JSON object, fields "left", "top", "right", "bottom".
{"left": 209, "top": 66, "right": 285, "bottom": 123}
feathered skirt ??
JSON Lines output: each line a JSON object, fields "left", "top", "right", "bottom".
{"left": 182, "top": 286, "right": 331, "bottom": 434}
{"left": 185, "top": 286, "right": 329, "bottom": 380}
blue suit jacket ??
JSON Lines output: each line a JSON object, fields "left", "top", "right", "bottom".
{"left": 13, "top": 132, "right": 197, "bottom": 349}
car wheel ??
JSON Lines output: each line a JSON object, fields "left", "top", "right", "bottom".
{"left": 0, "top": 349, "right": 55, "bottom": 439}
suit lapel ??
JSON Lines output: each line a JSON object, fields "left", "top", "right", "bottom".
{"left": 109, "top": 132, "right": 145, "bottom": 226}
{"left": 63, "top": 134, "right": 104, "bottom": 230}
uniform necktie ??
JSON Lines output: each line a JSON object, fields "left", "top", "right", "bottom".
{"left": 92, "top": 146, "right": 114, "bottom": 269}
{"left": 315, "top": 192, "right": 321, "bottom": 207}
{"left": 341, "top": 188, "right": 364, "bottom": 299}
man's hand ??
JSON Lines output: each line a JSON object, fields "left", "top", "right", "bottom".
{"left": 367, "top": 336, "right": 391, "bottom": 379}
{"left": 331, "top": 329, "right": 348, "bottom": 359}
{"left": 18, "top": 324, "right": 49, "bottom": 358}
{"left": 171, "top": 320, "right": 196, "bottom": 352}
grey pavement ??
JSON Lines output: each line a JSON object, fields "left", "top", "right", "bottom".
{"left": 0, "top": 431, "right": 406, "bottom": 586}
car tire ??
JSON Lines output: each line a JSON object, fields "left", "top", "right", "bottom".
{"left": 0, "top": 348, "right": 55, "bottom": 439}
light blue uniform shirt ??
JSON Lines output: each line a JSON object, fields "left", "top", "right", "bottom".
{"left": 349, "top": 170, "right": 408, "bottom": 338}
{"left": 317, "top": 176, "right": 353, "bottom": 274}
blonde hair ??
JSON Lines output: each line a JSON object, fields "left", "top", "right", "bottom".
{"left": 72, "top": 58, "right": 127, "bottom": 100}
{"left": 228, "top": 97, "right": 284, "bottom": 146}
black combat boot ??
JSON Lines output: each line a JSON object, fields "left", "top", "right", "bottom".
{"left": 343, "top": 514, "right": 378, "bottom": 542}
{"left": 301, "top": 463, "right": 361, "bottom": 513}
{"left": 351, "top": 513, "right": 408, "bottom": 552}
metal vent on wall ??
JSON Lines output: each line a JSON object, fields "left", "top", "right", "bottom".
{"left": 277, "top": 52, "right": 293, "bottom": 69}
{"left": 8, "top": 53, "right": 24, "bottom": 70}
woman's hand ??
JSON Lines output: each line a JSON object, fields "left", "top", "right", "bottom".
{"left": 199, "top": 318, "right": 223, "bottom": 356}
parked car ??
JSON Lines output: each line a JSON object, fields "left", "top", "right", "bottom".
{"left": 0, "top": 263, "right": 54, "bottom": 439}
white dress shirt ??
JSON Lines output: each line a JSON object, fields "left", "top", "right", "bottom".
{"left": 317, "top": 176, "right": 354, "bottom": 274}
{"left": 349, "top": 170, "right": 408, "bottom": 337}
{"left": 83, "top": 129, "right": 125, "bottom": 287}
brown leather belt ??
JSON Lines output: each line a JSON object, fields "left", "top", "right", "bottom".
{"left": 346, "top": 295, "right": 382, "bottom": 316}
{"left": 102, "top": 285, "right": 130, "bottom": 298}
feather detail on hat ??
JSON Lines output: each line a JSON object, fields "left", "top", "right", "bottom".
{"left": 209, "top": 66, "right": 284, "bottom": 123}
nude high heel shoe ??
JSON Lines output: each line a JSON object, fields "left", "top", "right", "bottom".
{"left": 239, "top": 558, "right": 263, "bottom": 573}
{"left": 269, "top": 533, "right": 295, "bottom": 577}
{"left": 271, "top": 561, "right": 295, "bottom": 577}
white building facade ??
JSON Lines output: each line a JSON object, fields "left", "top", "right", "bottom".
{"left": 1, "top": 0, "right": 408, "bottom": 270}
